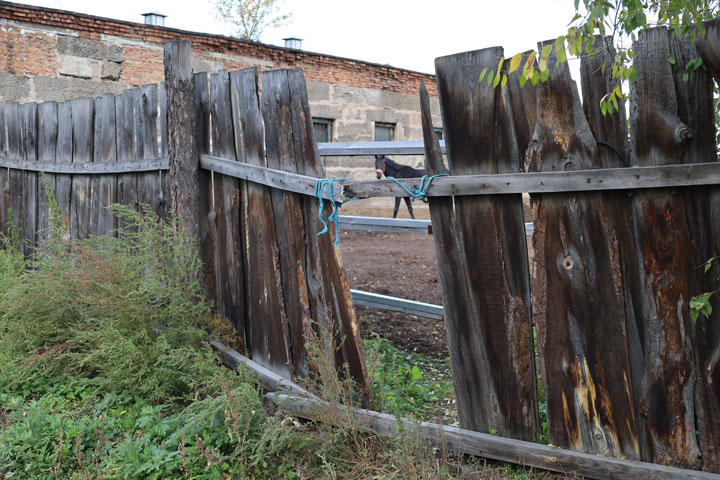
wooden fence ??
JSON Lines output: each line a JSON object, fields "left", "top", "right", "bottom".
{"left": 1, "top": 22, "right": 720, "bottom": 476}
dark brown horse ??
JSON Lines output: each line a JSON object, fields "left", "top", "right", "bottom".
{"left": 374, "top": 155, "right": 425, "bottom": 219}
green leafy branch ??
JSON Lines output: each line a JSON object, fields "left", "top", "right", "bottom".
{"left": 478, "top": 0, "right": 719, "bottom": 117}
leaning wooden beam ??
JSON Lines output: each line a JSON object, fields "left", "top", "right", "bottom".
{"left": 0, "top": 157, "right": 169, "bottom": 174}
{"left": 317, "top": 140, "right": 447, "bottom": 156}
{"left": 269, "top": 392, "right": 720, "bottom": 480}
{"left": 350, "top": 289, "right": 444, "bottom": 320}
{"left": 199, "top": 153, "right": 344, "bottom": 202}
{"left": 210, "top": 341, "right": 318, "bottom": 400}
{"left": 342, "top": 161, "right": 720, "bottom": 198}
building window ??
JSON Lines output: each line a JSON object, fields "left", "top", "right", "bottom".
{"left": 374, "top": 122, "right": 395, "bottom": 142}
{"left": 434, "top": 128, "right": 444, "bottom": 140}
{"left": 312, "top": 118, "right": 333, "bottom": 143}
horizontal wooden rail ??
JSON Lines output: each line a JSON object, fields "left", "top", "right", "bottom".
{"left": 317, "top": 140, "right": 447, "bottom": 156}
{"left": 342, "top": 161, "right": 720, "bottom": 197}
{"left": 338, "top": 215, "right": 534, "bottom": 236}
{"left": 269, "top": 392, "right": 720, "bottom": 480}
{"left": 350, "top": 289, "right": 444, "bottom": 320}
{"left": 200, "top": 154, "right": 344, "bottom": 201}
{"left": 0, "top": 157, "right": 169, "bottom": 174}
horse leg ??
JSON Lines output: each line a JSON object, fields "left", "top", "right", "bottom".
{"left": 404, "top": 197, "right": 415, "bottom": 219}
{"left": 393, "top": 197, "right": 401, "bottom": 218}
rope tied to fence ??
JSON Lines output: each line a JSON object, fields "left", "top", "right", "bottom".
{"left": 385, "top": 173, "right": 449, "bottom": 203}
{"left": 314, "top": 178, "right": 358, "bottom": 246}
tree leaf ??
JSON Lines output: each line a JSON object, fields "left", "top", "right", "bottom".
{"left": 501, "top": 74, "right": 508, "bottom": 88}
{"left": 531, "top": 72, "right": 540, "bottom": 86}
{"left": 601, "top": 100, "right": 608, "bottom": 116}
{"left": 629, "top": 67, "right": 637, "bottom": 83}
{"left": 669, "top": 53, "right": 676, "bottom": 65}
{"left": 497, "top": 56, "right": 505, "bottom": 73}
{"left": 555, "top": 36, "right": 567, "bottom": 63}
{"left": 487, "top": 69, "right": 494, "bottom": 86}
{"left": 493, "top": 71, "right": 501, "bottom": 88}
{"left": 519, "top": 74, "right": 528, "bottom": 88}
{"left": 683, "top": 72, "right": 689, "bottom": 83}
{"left": 540, "top": 69, "right": 550, "bottom": 82}
{"left": 478, "top": 67, "right": 488, "bottom": 83}
{"left": 509, "top": 53, "right": 523, "bottom": 74}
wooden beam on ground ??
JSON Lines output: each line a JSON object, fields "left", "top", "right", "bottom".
{"left": 200, "top": 153, "right": 344, "bottom": 202}
{"left": 342, "top": 162, "right": 720, "bottom": 198}
{"left": 211, "top": 342, "right": 318, "bottom": 400}
{"left": 350, "top": 289, "right": 444, "bottom": 320}
{"left": 269, "top": 392, "right": 720, "bottom": 480}
{"left": 317, "top": 140, "right": 446, "bottom": 156}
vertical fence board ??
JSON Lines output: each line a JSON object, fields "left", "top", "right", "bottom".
{"left": 529, "top": 39, "right": 642, "bottom": 458}
{"left": 115, "top": 89, "right": 138, "bottom": 233}
{"left": 55, "top": 101, "right": 72, "bottom": 237}
{"left": 136, "top": 85, "right": 164, "bottom": 215}
{"left": 670, "top": 32, "right": 720, "bottom": 473}
{"left": 210, "top": 71, "right": 248, "bottom": 350}
{"left": 194, "top": 72, "right": 218, "bottom": 315}
{"left": 286, "top": 68, "right": 370, "bottom": 398}
{"left": 91, "top": 94, "right": 117, "bottom": 237}
{"left": 230, "top": 67, "right": 281, "bottom": 370}
{"left": 70, "top": 98, "right": 93, "bottom": 240}
{"left": 37, "top": 101, "right": 58, "bottom": 243}
{"left": 629, "top": 27, "right": 701, "bottom": 469}
{"left": 0, "top": 102, "right": 7, "bottom": 235}
{"left": 434, "top": 49, "right": 538, "bottom": 440}
{"left": 159, "top": 81, "right": 168, "bottom": 158}
{"left": 6, "top": 103, "right": 23, "bottom": 247}
{"left": 579, "top": 36, "right": 650, "bottom": 461}
{"left": 22, "top": 103, "right": 38, "bottom": 255}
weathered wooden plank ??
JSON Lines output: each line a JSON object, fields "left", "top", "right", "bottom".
{"left": 0, "top": 158, "right": 167, "bottom": 174}
{"left": 199, "top": 154, "right": 343, "bottom": 201}
{"left": 5, "top": 103, "right": 23, "bottom": 247}
{"left": 37, "top": 101, "right": 58, "bottom": 244}
{"left": 164, "top": 42, "right": 200, "bottom": 252}
{"left": 287, "top": 68, "right": 370, "bottom": 399}
{"left": 211, "top": 342, "right": 318, "bottom": 399}
{"left": 91, "top": 94, "right": 117, "bottom": 237}
{"left": 341, "top": 162, "right": 720, "bottom": 197}
{"left": 695, "top": 18, "right": 720, "bottom": 81}
{"left": 194, "top": 72, "right": 218, "bottom": 317}
{"left": 115, "top": 89, "right": 137, "bottom": 234}
{"left": 158, "top": 81, "right": 168, "bottom": 158}
{"left": 0, "top": 102, "right": 7, "bottom": 236}
{"left": 229, "top": 67, "right": 282, "bottom": 372}
{"left": 70, "top": 98, "right": 94, "bottom": 240}
{"left": 210, "top": 70, "right": 248, "bottom": 351}
{"left": 270, "top": 392, "right": 720, "bottom": 480}
{"left": 506, "top": 50, "right": 537, "bottom": 155}
{"left": 434, "top": 49, "right": 538, "bottom": 440}
{"left": 629, "top": 27, "right": 700, "bottom": 469}
{"left": 55, "top": 100, "right": 72, "bottom": 237}
{"left": 22, "top": 102, "right": 38, "bottom": 255}
{"left": 135, "top": 85, "right": 164, "bottom": 216}
{"left": 530, "top": 38, "right": 642, "bottom": 459}
{"left": 580, "top": 35, "right": 650, "bottom": 462}
{"left": 670, "top": 31, "right": 720, "bottom": 473}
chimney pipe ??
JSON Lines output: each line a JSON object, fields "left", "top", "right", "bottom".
{"left": 142, "top": 12, "right": 166, "bottom": 26}
{"left": 283, "top": 37, "right": 303, "bottom": 50}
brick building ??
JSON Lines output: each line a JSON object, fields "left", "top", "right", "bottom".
{"left": 0, "top": 1, "right": 441, "bottom": 178}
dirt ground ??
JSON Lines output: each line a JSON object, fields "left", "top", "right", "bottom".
{"left": 338, "top": 195, "right": 533, "bottom": 360}
{"left": 338, "top": 199, "right": 449, "bottom": 359}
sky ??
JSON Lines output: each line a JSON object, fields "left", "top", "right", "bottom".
{"left": 19, "top": 0, "right": 581, "bottom": 76}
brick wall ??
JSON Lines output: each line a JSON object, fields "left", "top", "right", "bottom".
{"left": 0, "top": 0, "right": 437, "bottom": 96}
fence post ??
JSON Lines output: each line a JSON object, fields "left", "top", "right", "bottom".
{"left": 164, "top": 41, "right": 201, "bottom": 254}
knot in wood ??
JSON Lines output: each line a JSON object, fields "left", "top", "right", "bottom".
{"left": 563, "top": 256, "right": 574, "bottom": 270}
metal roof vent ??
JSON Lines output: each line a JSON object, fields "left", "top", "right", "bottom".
{"left": 283, "top": 37, "right": 303, "bottom": 50}
{"left": 142, "top": 12, "right": 167, "bottom": 26}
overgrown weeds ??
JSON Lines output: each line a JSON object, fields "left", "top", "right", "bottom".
{"left": 0, "top": 191, "right": 559, "bottom": 479}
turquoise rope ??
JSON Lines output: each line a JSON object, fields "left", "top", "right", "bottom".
{"left": 315, "top": 178, "right": 350, "bottom": 245}
{"left": 385, "top": 173, "right": 448, "bottom": 203}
